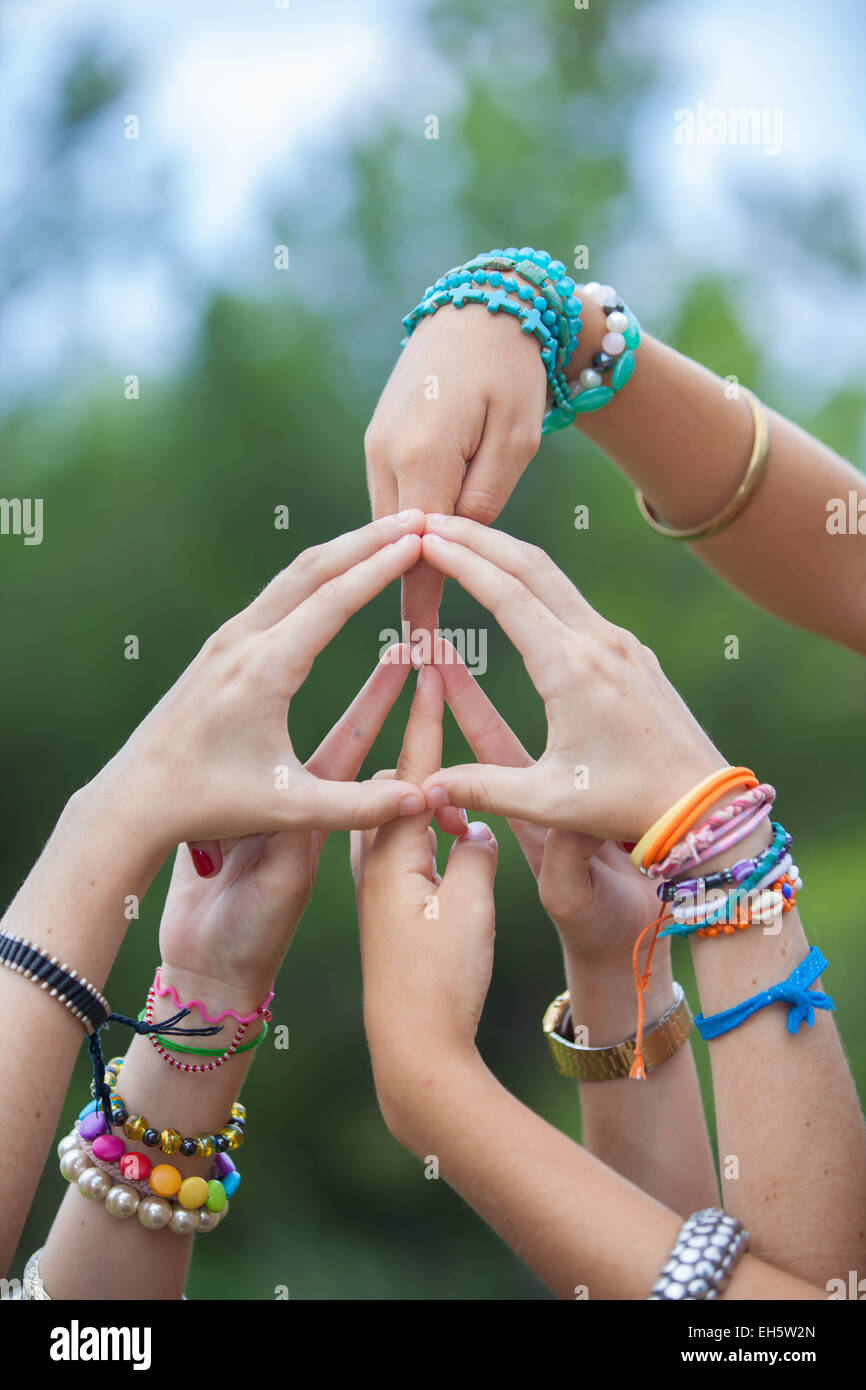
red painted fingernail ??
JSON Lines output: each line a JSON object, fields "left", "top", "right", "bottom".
{"left": 191, "top": 848, "right": 215, "bottom": 878}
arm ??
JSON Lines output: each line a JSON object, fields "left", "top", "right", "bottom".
{"left": 354, "top": 664, "right": 820, "bottom": 1300}
{"left": 432, "top": 643, "right": 718, "bottom": 1215}
{"left": 38, "top": 650, "right": 412, "bottom": 1300}
{"left": 366, "top": 263, "right": 866, "bottom": 652}
{"left": 416, "top": 519, "right": 866, "bottom": 1288}
{"left": 0, "top": 515, "right": 426, "bottom": 1274}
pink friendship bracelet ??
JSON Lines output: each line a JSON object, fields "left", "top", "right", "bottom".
{"left": 152, "top": 967, "right": 274, "bottom": 1025}
{"left": 649, "top": 785, "right": 776, "bottom": 879}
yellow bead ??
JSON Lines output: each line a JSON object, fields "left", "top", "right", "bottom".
{"left": 230, "top": 1102, "right": 246, "bottom": 1121}
{"left": 123, "top": 1114, "right": 148, "bottom": 1141}
{"left": 149, "top": 1163, "right": 182, "bottom": 1197}
{"left": 220, "top": 1123, "right": 244, "bottom": 1151}
{"left": 159, "top": 1128, "right": 181, "bottom": 1155}
{"left": 194, "top": 1133, "right": 215, "bottom": 1158}
{"left": 178, "top": 1176, "right": 209, "bottom": 1210}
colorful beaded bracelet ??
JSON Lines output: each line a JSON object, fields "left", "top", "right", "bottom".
{"left": 73, "top": 1120, "right": 239, "bottom": 1197}
{"left": 402, "top": 246, "right": 582, "bottom": 435}
{"left": 660, "top": 823, "right": 793, "bottom": 938}
{"left": 80, "top": 1072, "right": 246, "bottom": 1157}
{"left": 57, "top": 1132, "right": 230, "bottom": 1234}
{"left": 543, "top": 281, "right": 641, "bottom": 430}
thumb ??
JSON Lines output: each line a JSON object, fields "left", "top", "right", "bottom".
{"left": 422, "top": 762, "right": 541, "bottom": 822}
{"left": 440, "top": 821, "right": 499, "bottom": 903}
{"left": 285, "top": 771, "right": 425, "bottom": 832}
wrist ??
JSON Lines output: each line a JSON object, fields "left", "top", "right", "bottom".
{"left": 153, "top": 963, "right": 274, "bottom": 1029}
{"left": 563, "top": 948, "right": 674, "bottom": 1049}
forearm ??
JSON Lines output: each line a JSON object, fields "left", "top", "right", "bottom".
{"left": 381, "top": 1049, "right": 819, "bottom": 1300}
{"left": 568, "top": 298, "right": 866, "bottom": 653}
{"left": 565, "top": 953, "right": 719, "bottom": 1216}
{"left": 40, "top": 967, "right": 260, "bottom": 1301}
{"left": 685, "top": 817, "right": 866, "bottom": 1285}
{"left": 0, "top": 772, "right": 168, "bottom": 1272}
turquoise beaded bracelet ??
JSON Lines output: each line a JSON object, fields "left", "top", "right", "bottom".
{"left": 544, "top": 282, "right": 641, "bottom": 431}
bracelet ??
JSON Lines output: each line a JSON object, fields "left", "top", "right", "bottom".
{"left": 22, "top": 1247, "right": 51, "bottom": 1300}
{"left": 544, "top": 280, "right": 641, "bottom": 431}
{"left": 144, "top": 986, "right": 251, "bottom": 1072}
{"left": 152, "top": 967, "right": 274, "bottom": 1025}
{"left": 632, "top": 767, "right": 758, "bottom": 872}
{"left": 650, "top": 784, "right": 777, "bottom": 881}
{"left": 58, "top": 1133, "right": 230, "bottom": 1234}
{"left": 542, "top": 983, "right": 693, "bottom": 1080}
{"left": 65, "top": 1123, "right": 241, "bottom": 1200}
{"left": 144, "top": 1011, "right": 269, "bottom": 1056}
{"left": 649, "top": 1208, "right": 750, "bottom": 1300}
{"left": 695, "top": 946, "right": 834, "bottom": 1040}
{"left": 636, "top": 387, "right": 770, "bottom": 541}
{"left": 660, "top": 822, "right": 793, "bottom": 937}
{"left": 80, "top": 1063, "right": 246, "bottom": 1156}
{"left": 0, "top": 931, "right": 111, "bottom": 1036}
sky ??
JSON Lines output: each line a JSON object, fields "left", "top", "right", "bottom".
{"left": 1, "top": 0, "right": 864, "bottom": 406}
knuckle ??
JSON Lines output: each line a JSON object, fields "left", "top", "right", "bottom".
{"left": 506, "top": 418, "right": 542, "bottom": 462}
{"left": 290, "top": 544, "right": 323, "bottom": 577}
{"left": 457, "top": 488, "right": 500, "bottom": 527}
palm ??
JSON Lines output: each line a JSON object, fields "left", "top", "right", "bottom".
{"left": 158, "top": 831, "right": 324, "bottom": 992}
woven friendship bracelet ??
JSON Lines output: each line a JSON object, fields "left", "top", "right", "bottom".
{"left": 0, "top": 930, "right": 110, "bottom": 1036}
{"left": 695, "top": 946, "right": 834, "bottom": 1040}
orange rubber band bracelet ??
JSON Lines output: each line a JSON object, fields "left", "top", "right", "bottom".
{"left": 649, "top": 768, "right": 758, "bottom": 868}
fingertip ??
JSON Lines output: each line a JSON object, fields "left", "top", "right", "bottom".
{"left": 465, "top": 821, "right": 496, "bottom": 845}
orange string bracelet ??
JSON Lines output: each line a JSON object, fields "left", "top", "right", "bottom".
{"left": 641, "top": 767, "right": 757, "bottom": 870}
{"left": 629, "top": 906, "right": 672, "bottom": 1079}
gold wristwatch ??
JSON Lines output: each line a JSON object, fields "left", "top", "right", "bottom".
{"left": 542, "top": 983, "right": 693, "bottom": 1080}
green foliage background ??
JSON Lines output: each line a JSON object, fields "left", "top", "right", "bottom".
{"left": 2, "top": 0, "right": 864, "bottom": 1298}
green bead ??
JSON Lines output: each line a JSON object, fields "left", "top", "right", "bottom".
{"left": 611, "top": 349, "right": 635, "bottom": 391}
{"left": 205, "top": 1179, "right": 227, "bottom": 1213}
{"left": 623, "top": 315, "right": 641, "bottom": 350}
{"left": 571, "top": 386, "right": 614, "bottom": 414}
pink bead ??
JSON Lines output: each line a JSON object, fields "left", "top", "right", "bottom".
{"left": 92, "top": 1134, "right": 126, "bottom": 1161}
{"left": 79, "top": 1111, "right": 107, "bottom": 1141}
{"left": 601, "top": 331, "right": 626, "bottom": 356}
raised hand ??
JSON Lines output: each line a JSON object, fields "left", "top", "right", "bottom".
{"left": 364, "top": 301, "right": 547, "bottom": 636}
{"left": 94, "top": 513, "right": 429, "bottom": 870}
{"left": 418, "top": 516, "right": 727, "bottom": 843}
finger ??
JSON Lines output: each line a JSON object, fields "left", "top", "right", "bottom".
{"left": 432, "top": 640, "right": 544, "bottom": 872}
{"left": 424, "top": 516, "right": 598, "bottom": 631}
{"left": 456, "top": 411, "right": 542, "bottom": 528}
{"left": 440, "top": 821, "right": 499, "bottom": 900}
{"left": 186, "top": 840, "right": 223, "bottom": 878}
{"left": 247, "top": 511, "right": 425, "bottom": 628}
{"left": 537, "top": 827, "right": 600, "bottom": 920}
{"left": 395, "top": 665, "right": 444, "bottom": 788}
{"left": 401, "top": 561, "right": 443, "bottom": 650}
{"left": 420, "top": 533, "right": 573, "bottom": 684}
{"left": 306, "top": 645, "right": 412, "bottom": 783}
{"left": 366, "top": 455, "right": 399, "bottom": 521}
{"left": 421, "top": 760, "right": 547, "bottom": 825}
{"left": 271, "top": 533, "right": 423, "bottom": 690}
{"left": 282, "top": 767, "right": 425, "bottom": 832}
{"left": 364, "top": 665, "right": 446, "bottom": 869}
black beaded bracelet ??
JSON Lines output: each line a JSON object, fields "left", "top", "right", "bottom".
{"left": 0, "top": 930, "right": 111, "bottom": 1036}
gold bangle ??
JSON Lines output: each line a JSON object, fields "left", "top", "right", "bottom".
{"left": 542, "top": 983, "right": 693, "bottom": 1081}
{"left": 635, "top": 387, "right": 770, "bottom": 541}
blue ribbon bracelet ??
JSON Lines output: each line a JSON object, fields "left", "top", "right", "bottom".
{"left": 695, "top": 946, "right": 835, "bottom": 1041}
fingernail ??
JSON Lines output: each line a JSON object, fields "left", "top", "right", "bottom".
{"left": 416, "top": 664, "right": 425, "bottom": 687}
{"left": 410, "top": 643, "right": 424, "bottom": 669}
{"left": 398, "top": 510, "right": 411, "bottom": 522}
{"left": 191, "top": 848, "right": 215, "bottom": 877}
{"left": 400, "top": 795, "right": 424, "bottom": 816}
{"left": 430, "top": 513, "right": 450, "bottom": 525}
{"left": 427, "top": 786, "right": 449, "bottom": 809}
{"left": 394, "top": 533, "right": 416, "bottom": 549}
{"left": 465, "top": 822, "right": 494, "bottom": 842}
{"left": 457, "top": 808, "right": 469, "bottom": 832}
{"left": 425, "top": 534, "right": 446, "bottom": 547}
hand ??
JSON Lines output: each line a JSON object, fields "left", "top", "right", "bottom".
{"left": 434, "top": 644, "right": 674, "bottom": 1036}
{"left": 417, "top": 516, "right": 727, "bottom": 843}
{"left": 364, "top": 301, "right": 547, "bottom": 636}
{"left": 88, "top": 514, "right": 429, "bottom": 866}
{"left": 352, "top": 665, "right": 499, "bottom": 1132}
{"left": 157, "top": 648, "right": 414, "bottom": 1010}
